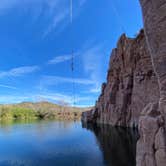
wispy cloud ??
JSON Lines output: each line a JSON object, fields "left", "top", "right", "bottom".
{"left": 0, "top": 0, "right": 87, "bottom": 37}
{"left": 81, "top": 43, "right": 108, "bottom": 93}
{"left": 48, "top": 54, "right": 72, "bottom": 65}
{"left": 89, "top": 86, "right": 101, "bottom": 93}
{"left": 0, "top": 66, "right": 39, "bottom": 78}
{"left": 0, "top": 84, "right": 17, "bottom": 90}
{"left": 43, "top": 0, "right": 88, "bottom": 37}
{"left": 44, "top": 42, "right": 108, "bottom": 94}
{"left": 0, "top": 0, "right": 56, "bottom": 14}
{"left": 41, "top": 75, "right": 95, "bottom": 86}
{"left": 0, "top": 95, "right": 33, "bottom": 104}
{"left": 0, "top": 92, "right": 94, "bottom": 106}
{"left": 36, "top": 92, "right": 93, "bottom": 105}
{"left": 0, "top": 0, "right": 59, "bottom": 11}
{"left": 43, "top": 9, "right": 68, "bottom": 37}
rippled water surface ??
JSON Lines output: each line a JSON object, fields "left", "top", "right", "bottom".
{"left": 0, "top": 120, "right": 138, "bottom": 166}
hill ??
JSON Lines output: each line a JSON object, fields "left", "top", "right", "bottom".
{"left": 0, "top": 101, "right": 92, "bottom": 121}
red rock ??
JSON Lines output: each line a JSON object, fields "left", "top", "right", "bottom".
{"left": 137, "top": 1, "right": 166, "bottom": 165}
{"left": 82, "top": 1, "right": 166, "bottom": 165}
{"left": 82, "top": 30, "right": 159, "bottom": 128}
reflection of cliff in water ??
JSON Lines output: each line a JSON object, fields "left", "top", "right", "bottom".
{"left": 82, "top": 123, "right": 139, "bottom": 166}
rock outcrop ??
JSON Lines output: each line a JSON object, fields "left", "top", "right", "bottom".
{"left": 136, "top": 102, "right": 166, "bottom": 166}
{"left": 82, "top": 1, "right": 166, "bottom": 165}
{"left": 137, "top": 1, "right": 166, "bottom": 166}
{"left": 139, "top": 0, "right": 166, "bottom": 122}
{"left": 82, "top": 30, "right": 159, "bottom": 127}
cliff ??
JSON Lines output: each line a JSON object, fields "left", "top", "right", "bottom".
{"left": 137, "top": 1, "right": 166, "bottom": 166}
{"left": 82, "top": 30, "right": 159, "bottom": 127}
{"left": 82, "top": 0, "right": 166, "bottom": 165}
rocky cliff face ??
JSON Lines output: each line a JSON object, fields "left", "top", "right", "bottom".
{"left": 136, "top": 102, "right": 166, "bottom": 166}
{"left": 82, "top": 0, "right": 166, "bottom": 165}
{"left": 137, "top": 1, "right": 166, "bottom": 166}
{"left": 82, "top": 30, "right": 159, "bottom": 127}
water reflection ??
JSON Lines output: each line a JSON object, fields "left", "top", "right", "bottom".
{"left": 0, "top": 120, "right": 138, "bottom": 166}
{"left": 0, "top": 120, "right": 104, "bottom": 166}
{"left": 82, "top": 123, "right": 139, "bottom": 166}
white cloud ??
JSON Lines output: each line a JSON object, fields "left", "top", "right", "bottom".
{"left": 41, "top": 75, "right": 95, "bottom": 86}
{"left": 0, "top": 0, "right": 87, "bottom": 36}
{"left": 0, "top": 84, "right": 17, "bottom": 90}
{"left": 0, "top": 92, "right": 94, "bottom": 106}
{"left": 44, "top": 42, "right": 108, "bottom": 94}
{"left": 46, "top": 0, "right": 88, "bottom": 36}
{"left": 89, "top": 86, "right": 101, "bottom": 93}
{"left": 48, "top": 54, "right": 72, "bottom": 65}
{"left": 43, "top": 9, "right": 68, "bottom": 37}
{"left": 0, "top": 66, "right": 39, "bottom": 78}
{"left": 42, "top": 0, "right": 88, "bottom": 37}
{"left": 81, "top": 43, "right": 108, "bottom": 93}
{"left": 0, "top": 0, "right": 58, "bottom": 11}
{"left": 36, "top": 93, "right": 92, "bottom": 105}
{"left": 0, "top": 95, "right": 33, "bottom": 104}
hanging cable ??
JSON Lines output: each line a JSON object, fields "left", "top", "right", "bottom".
{"left": 70, "top": 0, "right": 76, "bottom": 107}
{"left": 70, "top": 0, "right": 73, "bottom": 24}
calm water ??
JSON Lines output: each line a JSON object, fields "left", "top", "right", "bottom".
{"left": 0, "top": 120, "right": 138, "bottom": 166}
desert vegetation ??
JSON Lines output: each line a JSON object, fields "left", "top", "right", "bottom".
{"left": 0, "top": 102, "right": 90, "bottom": 121}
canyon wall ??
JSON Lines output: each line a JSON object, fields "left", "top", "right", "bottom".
{"left": 137, "top": 1, "right": 166, "bottom": 166}
{"left": 82, "top": 30, "right": 159, "bottom": 127}
{"left": 82, "top": 1, "right": 166, "bottom": 165}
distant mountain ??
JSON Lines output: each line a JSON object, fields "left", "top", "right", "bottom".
{"left": 0, "top": 101, "right": 93, "bottom": 121}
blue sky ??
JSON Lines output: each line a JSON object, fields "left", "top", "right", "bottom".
{"left": 0, "top": 0, "right": 143, "bottom": 107}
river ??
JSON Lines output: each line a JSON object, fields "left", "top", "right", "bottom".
{"left": 0, "top": 120, "right": 138, "bottom": 166}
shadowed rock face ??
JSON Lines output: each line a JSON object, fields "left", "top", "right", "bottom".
{"left": 137, "top": 1, "right": 166, "bottom": 166}
{"left": 82, "top": 30, "right": 159, "bottom": 127}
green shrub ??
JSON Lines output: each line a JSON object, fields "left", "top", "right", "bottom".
{"left": 0, "top": 106, "right": 38, "bottom": 120}
{"left": 11, "top": 107, "right": 37, "bottom": 119}
{"left": 0, "top": 107, "right": 13, "bottom": 120}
